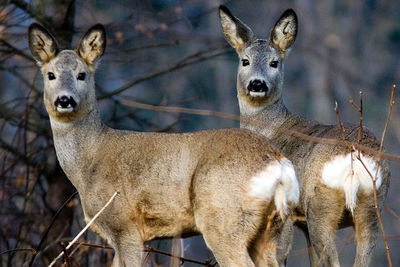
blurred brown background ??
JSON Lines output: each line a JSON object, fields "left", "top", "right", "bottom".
{"left": 0, "top": 0, "right": 399, "bottom": 266}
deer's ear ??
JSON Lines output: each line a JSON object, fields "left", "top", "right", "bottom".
{"left": 219, "top": 5, "right": 254, "bottom": 53}
{"left": 270, "top": 9, "right": 297, "bottom": 54}
{"left": 77, "top": 24, "right": 106, "bottom": 66}
{"left": 29, "top": 23, "right": 58, "bottom": 65}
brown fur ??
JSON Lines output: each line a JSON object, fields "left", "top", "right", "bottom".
{"left": 219, "top": 5, "right": 390, "bottom": 267}
{"left": 29, "top": 22, "right": 299, "bottom": 267}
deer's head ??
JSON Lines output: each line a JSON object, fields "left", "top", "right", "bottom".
{"left": 29, "top": 23, "right": 106, "bottom": 122}
{"left": 219, "top": 6, "right": 297, "bottom": 112}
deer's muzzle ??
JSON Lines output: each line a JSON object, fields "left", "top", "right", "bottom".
{"left": 247, "top": 79, "right": 268, "bottom": 97}
{"left": 55, "top": 95, "right": 77, "bottom": 112}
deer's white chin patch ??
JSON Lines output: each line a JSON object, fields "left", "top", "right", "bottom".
{"left": 321, "top": 151, "right": 382, "bottom": 214}
{"left": 249, "top": 91, "right": 266, "bottom": 97}
{"left": 56, "top": 106, "right": 74, "bottom": 113}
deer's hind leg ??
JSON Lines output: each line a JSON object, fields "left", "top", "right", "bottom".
{"left": 353, "top": 193, "right": 379, "bottom": 267}
{"left": 306, "top": 187, "right": 344, "bottom": 267}
{"left": 249, "top": 211, "right": 291, "bottom": 267}
{"left": 193, "top": 202, "right": 260, "bottom": 267}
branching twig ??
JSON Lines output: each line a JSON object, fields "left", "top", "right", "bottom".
{"left": 372, "top": 84, "right": 395, "bottom": 267}
{"left": 28, "top": 191, "right": 78, "bottom": 267}
{"left": 98, "top": 46, "right": 230, "bottom": 100}
{"left": 48, "top": 192, "right": 119, "bottom": 267}
{"left": 354, "top": 84, "right": 395, "bottom": 267}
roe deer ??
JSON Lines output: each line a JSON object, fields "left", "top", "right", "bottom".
{"left": 219, "top": 5, "right": 390, "bottom": 267}
{"left": 28, "top": 23, "right": 300, "bottom": 266}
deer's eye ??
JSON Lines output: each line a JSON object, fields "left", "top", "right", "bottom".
{"left": 242, "top": 59, "right": 250, "bottom": 66}
{"left": 77, "top": 73, "right": 86, "bottom": 81}
{"left": 270, "top": 61, "right": 279, "bottom": 68}
{"left": 48, "top": 72, "right": 56, "bottom": 80}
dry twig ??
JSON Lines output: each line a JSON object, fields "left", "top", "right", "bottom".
{"left": 121, "top": 98, "right": 400, "bottom": 162}
{"left": 48, "top": 192, "right": 119, "bottom": 267}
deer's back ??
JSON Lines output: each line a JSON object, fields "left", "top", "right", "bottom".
{"left": 80, "top": 127, "right": 286, "bottom": 241}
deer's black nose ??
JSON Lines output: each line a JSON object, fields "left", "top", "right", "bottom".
{"left": 55, "top": 96, "right": 77, "bottom": 109}
{"left": 248, "top": 80, "right": 268, "bottom": 92}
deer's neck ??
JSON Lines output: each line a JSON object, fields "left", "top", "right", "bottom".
{"left": 239, "top": 99, "right": 291, "bottom": 139}
{"left": 49, "top": 108, "right": 104, "bottom": 191}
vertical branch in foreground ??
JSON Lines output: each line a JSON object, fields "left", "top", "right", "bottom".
{"left": 334, "top": 101, "right": 355, "bottom": 173}
{"left": 356, "top": 85, "right": 395, "bottom": 267}
{"left": 349, "top": 91, "right": 363, "bottom": 158}
{"left": 373, "top": 85, "right": 395, "bottom": 267}
{"left": 334, "top": 101, "right": 346, "bottom": 141}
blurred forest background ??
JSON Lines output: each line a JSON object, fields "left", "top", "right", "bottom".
{"left": 1, "top": 0, "right": 400, "bottom": 266}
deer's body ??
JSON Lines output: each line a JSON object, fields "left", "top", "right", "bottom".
{"left": 29, "top": 24, "right": 299, "bottom": 266}
{"left": 219, "top": 6, "right": 390, "bottom": 267}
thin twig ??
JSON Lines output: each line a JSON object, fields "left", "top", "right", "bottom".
{"left": 349, "top": 91, "right": 363, "bottom": 157}
{"left": 371, "top": 84, "right": 395, "bottom": 267}
{"left": 48, "top": 192, "right": 119, "bottom": 267}
{"left": 144, "top": 245, "right": 216, "bottom": 266}
{"left": 120, "top": 98, "right": 400, "bottom": 162}
{"left": 354, "top": 85, "right": 395, "bottom": 267}
{"left": 385, "top": 206, "right": 400, "bottom": 222}
{"left": 28, "top": 191, "right": 78, "bottom": 267}
{"left": 335, "top": 101, "right": 355, "bottom": 173}
{"left": 0, "top": 248, "right": 37, "bottom": 256}
{"left": 98, "top": 47, "right": 230, "bottom": 100}
{"left": 9, "top": 0, "right": 52, "bottom": 26}
{"left": 61, "top": 243, "right": 71, "bottom": 267}
{"left": 334, "top": 101, "right": 346, "bottom": 141}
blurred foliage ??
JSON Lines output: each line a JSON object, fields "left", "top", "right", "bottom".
{"left": 0, "top": 0, "right": 400, "bottom": 266}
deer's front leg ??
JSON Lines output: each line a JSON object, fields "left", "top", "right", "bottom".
{"left": 111, "top": 230, "right": 144, "bottom": 267}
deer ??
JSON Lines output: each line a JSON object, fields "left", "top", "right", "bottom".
{"left": 28, "top": 22, "right": 300, "bottom": 267}
{"left": 219, "top": 5, "right": 390, "bottom": 267}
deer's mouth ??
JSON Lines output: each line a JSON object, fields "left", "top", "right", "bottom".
{"left": 55, "top": 96, "right": 77, "bottom": 113}
{"left": 248, "top": 91, "right": 267, "bottom": 97}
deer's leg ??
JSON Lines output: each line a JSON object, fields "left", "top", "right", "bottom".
{"left": 111, "top": 230, "right": 144, "bottom": 267}
{"left": 250, "top": 213, "right": 289, "bottom": 267}
{"left": 353, "top": 194, "right": 378, "bottom": 267}
{"left": 193, "top": 196, "right": 261, "bottom": 267}
{"left": 306, "top": 188, "right": 344, "bottom": 267}
{"left": 194, "top": 211, "right": 257, "bottom": 267}
{"left": 295, "top": 221, "right": 319, "bottom": 267}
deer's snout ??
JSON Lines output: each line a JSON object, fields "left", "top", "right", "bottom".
{"left": 55, "top": 95, "right": 77, "bottom": 110}
{"left": 247, "top": 79, "right": 268, "bottom": 96}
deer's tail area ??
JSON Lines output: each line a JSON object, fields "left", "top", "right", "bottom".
{"left": 249, "top": 158, "right": 299, "bottom": 219}
{"left": 321, "top": 151, "right": 382, "bottom": 215}
{"left": 274, "top": 158, "right": 299, "bottom": 219}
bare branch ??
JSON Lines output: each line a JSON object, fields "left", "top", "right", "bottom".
{"left": 48, "top": 192, "right": 119, "bottom": 267}
{"left": 121, "top": 98, "right": 400, "bottom": 163}
{"left": 334, "top": 101, "right": 346, "bottom": 142}
{"left": 9, "top": 0, "right": 52, "bottom": 26}
{"left": 98, "top": 45, "right": 230, "bottom": 100}
{"left": 144, "top": 245, "right": 217, "bottom": 266}
{"left": 28, "top": 191, "right": 78, "bottom": 267}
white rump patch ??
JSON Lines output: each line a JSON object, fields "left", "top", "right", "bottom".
{"left": 321, "top": 151, "right": 382, "bottom": 214}
{"left": 249, "top": 158, "right": 299, "bottom": 217}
